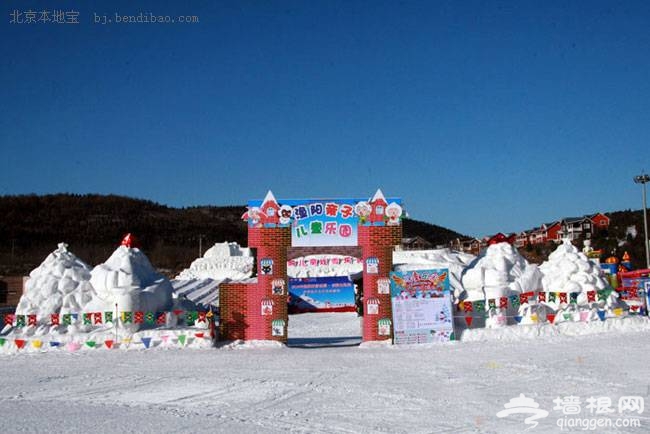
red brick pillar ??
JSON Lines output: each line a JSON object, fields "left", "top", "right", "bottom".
{"left": 360, "top": 225, "right": 402, "bottom": 342}
{"left": 219, "top": 226, "right": 291, "bottom": 342}
{"left": 248, "top": 226, "right": 291, "bottom": 342}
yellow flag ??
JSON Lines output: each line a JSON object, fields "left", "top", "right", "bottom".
{"left": 613, "top": 308, "right": 623, "bottom": 317}
{"left": 530, "top": 314, "right": 538, "bottom": 323}
{"left": 32, "top": 340, "right": 42, "bottom": 349}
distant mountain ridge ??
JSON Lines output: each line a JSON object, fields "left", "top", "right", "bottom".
{"left": 0, "top": 194, "right": 464, "bottom": 275}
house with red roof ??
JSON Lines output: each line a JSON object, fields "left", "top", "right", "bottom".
{"left": 589, "top": 213, "right": 610, "bottom": 233}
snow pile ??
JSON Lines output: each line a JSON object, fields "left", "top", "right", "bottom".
{"left": 287, "top": 255, "right": 362, "bottom": 278}
{"left": 539, "top": 239, "right": 619, "bottom": 318}
{"left": 539, "top": 239, "right": 609, "bottom": 297}
{"left": 461, "top": 242, "right": 542, "bottom": 301}
{"left": 176, "top": 242, "right": 253, "bottom": 280}
{"left": 15, "top": 243, "right": 97, "bottom": 319}
{"left": 393, "top": 248, "right": 475, "bottom": 298}
{"left": 88, "top": 245, "right": 174, "bottom": 319}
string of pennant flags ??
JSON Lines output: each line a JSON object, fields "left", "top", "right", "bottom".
{"left": 0, "top": 331, "right": 213, "bottom": 352}
{"left": 2, "top": 309, "right": 213, "bottom": 328}
{"left": 456, "top": 288, "right": 646, "bottom": 314}
{"left": 1, "top": 288, "right": 647, "bottom": 349}
{"left": 455, "top": 288, "right": 647, "bottom": 327}
{"left": 2, "top": 288, "right": 645, "bottom": 329}
{"left": 455, "top": 307, "right": 633, "bottom": 327}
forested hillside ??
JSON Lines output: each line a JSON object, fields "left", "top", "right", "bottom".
{"left": 0, "top": 194, "right": 464, "bottom": 275}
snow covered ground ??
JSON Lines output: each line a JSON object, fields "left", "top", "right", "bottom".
{"left": 2, "top": 313, "right": 650, "bottom": 433}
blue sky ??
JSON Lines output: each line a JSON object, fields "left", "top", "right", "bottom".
{"left": 1, "top": 1, "right": 649, "bottom": 236}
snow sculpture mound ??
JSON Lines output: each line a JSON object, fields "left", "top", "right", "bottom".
{"left": 540, "top": 239, "right": 608, "bottom": 295}
{"left": 89, "top": 245, "right": 174, "bottom": 321}
{"left": 175, "top": 242, "right": 253, "bottom": 280}
{"left": 461, "top": 242, "right": 542, "bottom": 301}
{"left": 15, "top": 243, "right": 97, "bottom": 319}
{"left": 540, "top": 239, "right": 619, "bottom": 319}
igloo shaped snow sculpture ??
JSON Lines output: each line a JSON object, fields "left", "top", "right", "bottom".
{"left": 89, "top": 235, "right": 173, "bottom": 326}
{"left": 15, "top": 243, "right": 97, "bottom": 320}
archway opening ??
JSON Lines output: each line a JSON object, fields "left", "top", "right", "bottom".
{"left": 286, "top": 247, "right": 363, "bottom": 348}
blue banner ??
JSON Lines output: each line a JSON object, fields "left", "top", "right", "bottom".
{"left": 289, "top": 276, "right": 356, "bottom": 313}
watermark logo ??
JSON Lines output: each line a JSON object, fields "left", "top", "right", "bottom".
{"left": 553, "top": 395, "right": 643, "bottom": 431}
{"left": 497, "top": 394, "right": 644, "bottom": 431}
{"left": 496, "top": 394, "right": 549, "bottom": 430}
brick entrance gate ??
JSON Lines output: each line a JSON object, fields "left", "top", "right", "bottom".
{"left": 219, "top": 190, "right": 402, "bottom": 343}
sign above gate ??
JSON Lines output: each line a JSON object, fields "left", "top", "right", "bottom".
{"left": 244, "top": 190, "right": 403, "bottom": 247}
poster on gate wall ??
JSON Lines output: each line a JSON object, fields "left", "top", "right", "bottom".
{"left": 389, "top": 269, "right": 454, "bottom": 344}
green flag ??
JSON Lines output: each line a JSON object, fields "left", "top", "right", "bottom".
{"left": 104, "top": 312, "right": 113, "bottom": 323}
{"left": 122, "top": 312, "right": 133, "bottom": 324}
{"left": 16, "top": 315, "right": 25, "bottom": 327}
{"left": 186, "top": 311, "right": 198, "bottom": 324}
{"left": 145, "top": 312, "right": 155, "bottom": 324}
{"left": 178, "top": 335, "right": 186, "bottom": 346}
{"left": 510, "top": 295, "right": 520, "bottom": 309}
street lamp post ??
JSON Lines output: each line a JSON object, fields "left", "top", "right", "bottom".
{"left": 633, "top": 173, "right": 650, "bottom": 269}
{"left": 198, "top": 234, "right": 205, "bottom": 258}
